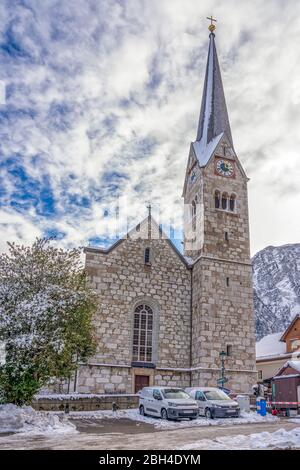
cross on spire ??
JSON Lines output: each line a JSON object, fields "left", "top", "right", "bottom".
{"left": 147, "top": 203, "right": 152, "bottom": 218}
{"left": 194, "top": 18, "right": 234, "bottom": 160}
{"left": 206, "top": 15, "right": 217, "bottom": 33}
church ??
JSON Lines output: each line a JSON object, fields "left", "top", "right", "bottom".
{"left": 75, "top": 24, "right": 257, "bottom": 395}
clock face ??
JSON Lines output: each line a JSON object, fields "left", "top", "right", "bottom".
{"left": 215, "top": 159, "right": 235, "bottom": 177}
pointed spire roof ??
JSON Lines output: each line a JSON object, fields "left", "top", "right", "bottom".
{"left": 192, "top": 31, "right": 233, "bottom": 166}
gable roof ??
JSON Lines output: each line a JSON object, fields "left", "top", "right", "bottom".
{"left": 280, "top": 314, "right": 300, "bottom": 342}
{"left": 84, "top": 215, "right": 191, "bottom": 268}
{"left": 256, "top": 332, "right": 286, "bottom": 359}
{"left": 274, "top": 360, "right": 300, "bottom": 377}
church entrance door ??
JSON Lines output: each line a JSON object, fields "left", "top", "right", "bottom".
{"left": 134, "top": 375, "right": 149, "bottom": 394}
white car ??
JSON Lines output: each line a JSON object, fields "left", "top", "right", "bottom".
{"left": 186, "top": 387, "right": 240, "bottom": 419}
{"left": 139, "top": 386, "right": 199, "bottom": 420}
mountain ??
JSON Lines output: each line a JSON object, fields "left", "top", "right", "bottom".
{"left": 253, "top": 243, "right": 300, "bottom": 340}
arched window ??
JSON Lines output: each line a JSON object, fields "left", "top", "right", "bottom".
{"left": 132, "top": 304, "right": 153, "bottom": 363}
{"left": 221, "top": 192, "right": 228, "bottom": 210}
{"left": 191, "top": 200, "right": 197, "bottom": 231}
{"left": 192, "top": 200, "right": 196, "bottom": 217}
{"left": 214, "top": 190, "right": 220, "bottom": 209}
{"left": 229, "top": 194, "right": 236, "bottom": 212}
{"left": 144, "top": 247, "right": 151, "bottom": 264}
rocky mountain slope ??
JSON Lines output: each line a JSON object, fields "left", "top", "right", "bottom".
{"left": 253, "top": 243, "right": 300, "bottom": 340}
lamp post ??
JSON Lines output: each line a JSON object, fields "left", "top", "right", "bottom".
{"left": 218, "top": 350, "right": 227, "bottom": 390}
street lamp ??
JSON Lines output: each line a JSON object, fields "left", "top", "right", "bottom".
{"left": 220, "top": 350, "right": 226, "bottom": 360}
{"left": 218, "top": 350, "right": 227, "bottom": 390}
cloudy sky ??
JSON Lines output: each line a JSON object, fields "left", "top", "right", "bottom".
{"left": 0, "top": 0, "right": 299, "bottom": 256}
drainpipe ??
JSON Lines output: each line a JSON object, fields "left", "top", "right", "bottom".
{"left": 73, "top": 368, "right": 78, "bottom": 393}
{"left": 190, "top": 266, "right": 193, "bottom": 387}
{"left": 73, "top": 354, "right": 79, "bottom": 392}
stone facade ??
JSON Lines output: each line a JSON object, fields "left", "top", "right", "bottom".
{"left": 74, "top": 188, "right": 256, "bottom": 393}
{"left": 61, "top": 31, "right": 257, "bottom": 396}
{"left": 183, "top": 135, "right": 257, "bottom": 392}
{"left": 77, "top": 220, "right": 193, "bottom": 394}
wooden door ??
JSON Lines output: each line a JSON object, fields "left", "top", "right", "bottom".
{"left": 134, "top": 375, "right": 149, "bottom": 394}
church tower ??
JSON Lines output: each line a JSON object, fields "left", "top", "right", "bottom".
{"left": 183, "top": 22, "right": 257, "bottom": 391}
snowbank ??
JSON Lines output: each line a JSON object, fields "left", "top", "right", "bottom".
{"left": 289, "top": 418, "right": 300, "bottom": 424}
{"left": 178, "top": 427, "right": 300, "bottom": 450}
{"left": 68, "top": 408, "right": 278, "bottom": 430}
{"left": 0, "top": 404, "right": 77, "bottom": 435}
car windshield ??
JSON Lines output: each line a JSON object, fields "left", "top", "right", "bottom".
{"left": 203, "top": 390, "right": 231, "bottom": 401}
{"left": 162, "top": 389, "right": 190, "bottom": 399}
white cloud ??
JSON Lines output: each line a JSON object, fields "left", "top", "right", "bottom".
{"left": 0, "top": 0, "right": 299, "bottom": 255}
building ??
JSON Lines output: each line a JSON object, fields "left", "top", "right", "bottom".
{"left": 272, "top": 361, "right": 300, "bottom": 410}
{"left": 256, "top": 314, "right": 300, "bottom": 382}
{"left": 72, "top": 24, "right": 257, "bottom": 394}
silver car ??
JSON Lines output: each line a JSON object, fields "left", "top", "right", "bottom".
{"left": 139, "top": 386, "right": 199, "bottom": 420}
{"left": 186, "top": 387, "right": 240, "bottom": 419}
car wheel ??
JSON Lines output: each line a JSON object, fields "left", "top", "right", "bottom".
{"left": 205, "top": 408, "right": 213, "bottom": 419}
{"left": 139, "top": 405, "right": 145, "bottom": 416}
{"left": 161, "top": 408, "right": 169, "bottom": 420}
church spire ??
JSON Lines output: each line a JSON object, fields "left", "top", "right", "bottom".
{"left": 196, "top": 24, "right": 233, "bottom": 149}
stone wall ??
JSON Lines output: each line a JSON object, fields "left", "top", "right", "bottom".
{"left": 32, "top": 394, "right": 138, "bottom": 412}
{"left": 76, "top": 365, "right": 132, "bottom": 394}
{"left": 201, "top": 140, "right": 251, "bottom": 263}
{"left": 154, "top": 369, "right": 191, "bottom": 388}
{"left": 191, "top": 369, "right": 257, "bottom": 394}
{"left": 183, "top": 136, "right": 256, "bottom": 393}
{"left": 76, "top": 364, "right": 191, "bottom": 394}
{"left": 76, "top": 139, "right": 257, "bottom": 396}
{"left": 84, "top": 218, "right": 191, "bottom": 393}
{"left": 191, "top": 256, "right": 256, "bottom": 379}
{"left": 183, "top": 137, "right": 251, "bottom": 263}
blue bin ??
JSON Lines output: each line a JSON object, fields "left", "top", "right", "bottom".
{"left": 256, "top": 398, "right": 267, "bottom": 416}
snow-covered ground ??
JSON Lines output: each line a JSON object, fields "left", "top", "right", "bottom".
{"left": 0, "top": 404, "right": 77, "bottom": 435}
{"left": 289, "top": 417, "right": 300, "bottom": 424}
{"left": 0, "top": 404, "right": 280, "bottom": 436}
{"left": 178, "top": 427, "right": 300, "bottom": 450}
{"left": 68, "top": 408, "right": 279, "bottom": 430}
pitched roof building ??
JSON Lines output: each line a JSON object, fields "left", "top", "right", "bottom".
{"left": 63, "top": 25, "right": 257, "bottom": 395}
{"left": 256, "top": 314, "right": 300, "bottom": 382}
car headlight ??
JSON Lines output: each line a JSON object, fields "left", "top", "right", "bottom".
{"left": 168, "top": 402, "right": 178, "bottom": 407}
{"left": 212, "top": 404, "right": 223, "bottom": 408}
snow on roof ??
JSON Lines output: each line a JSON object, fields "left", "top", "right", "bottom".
{"left": 256, "top": 332, "right": 286, "bottom": 359}
{"left": 284, "top": 361, "right": 300, "bottom": 373}
{"left": 192, "top": 133, "right": 223, "bottom": 167}
{"left": 274, "top": 360, "right": 300, "bottom": 377}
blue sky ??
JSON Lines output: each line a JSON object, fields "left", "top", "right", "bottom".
{"left": 0, "top": 0, "right": 300, "bottom": 255}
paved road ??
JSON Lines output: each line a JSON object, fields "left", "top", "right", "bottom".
{"left": 0, "top": 418, "right": 299, "bottom": 450}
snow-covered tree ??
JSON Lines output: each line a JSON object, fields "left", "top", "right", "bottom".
{"left": 0, "top": 239, "right": 97, "bottom": 404}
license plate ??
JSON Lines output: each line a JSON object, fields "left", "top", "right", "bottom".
{"left": 227, "top": 409, "right": 236, "bottom": 413}
{"left": 182, "top": 410, "right": 193, "bottom": 414}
